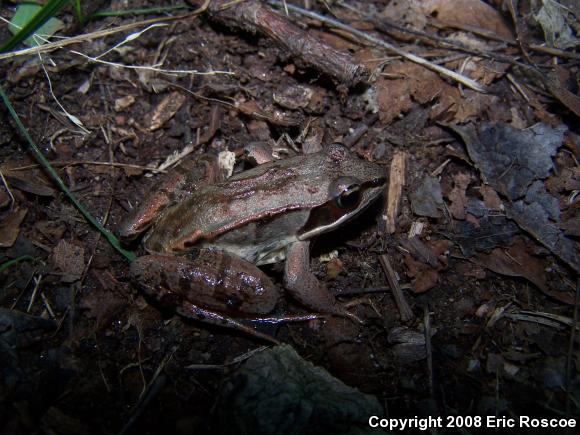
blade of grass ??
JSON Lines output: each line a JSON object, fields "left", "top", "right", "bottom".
{"left": 0, "top": 255, "right": 35, "bottom": 272}
{"left": 1, "top": 0, "right": 71, "bottom": 53}
{"left": 72, "top": 0, "right": 84, "bottom": 26}
{"left": 0, "top": 84, "right": 136, "bottom": 262}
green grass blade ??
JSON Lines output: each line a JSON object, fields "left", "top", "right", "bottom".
{"left": 0, "top": 84, "right": 136, "bottom": 262}
{"left": 0, "top": 255, "right": 35, "bottom": 273}
{"left": 1, "top": 0, "right": 71, "bottom": 53}
{"left": 72, "top": 0, "right": 84, "bottom": 25}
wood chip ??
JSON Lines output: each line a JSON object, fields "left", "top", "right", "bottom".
{"left": 383, "top": 151, "right": 407, "bottom": 234}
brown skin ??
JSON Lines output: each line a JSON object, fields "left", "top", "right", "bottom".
{"left": 119, "top": 144, "right": 386, "bottom": 340}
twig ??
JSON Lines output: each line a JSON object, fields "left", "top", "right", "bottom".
{"left": 27, "top": 274, "right": 43, "bottom": 312}
{"left": 269, "top": 0, "right": 487, "bottom": 92}
{"left": 10, "top": 160, "right": 167, "bottom": 174}
{"left": 70, "top": 50, "right": 233, "bottom": 76}
{"left": 0, "top": 170, "right": 15, "bottom": 206}
{"left": 383, "top": 151, "right": 406, "bottom": 234}
{"left": 205, "top": 0, "right": 370, "bottom": 86}
{"left": 118, "top": 348, "right": 176, "bottom": 435}
{"left": 379, "top": 254, "right": 414, "bottom": 322}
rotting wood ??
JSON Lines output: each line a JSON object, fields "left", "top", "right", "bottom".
{"left": 201, "top": 0, "right": 370, "bottom": 87}
{"left": 383, "top": 151, "right": 406, "bottom": 234}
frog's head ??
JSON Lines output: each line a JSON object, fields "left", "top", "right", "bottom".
{"left": 298, "top": 144, "right": 386, "bottom": 239}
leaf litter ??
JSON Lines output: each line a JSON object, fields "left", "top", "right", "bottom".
{"left": 0, "top": 0, "right": 579, "bottom": 432}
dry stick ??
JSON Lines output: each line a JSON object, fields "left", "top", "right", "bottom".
{"left": 11, "top": 160, "right": 166, "bottom": 173}
{"left": 204, "top": 0, "right": 370, "bottom": 86}
{"left": 383, "top": 151, "right": 407, "bottom": 235}
{"left": 432, "top": 20, "right": 580, "bottom": 61}
{"left": 379, "top": 254, "right": 414, "bottom": 322}
{"left": 268, "top": 0, "right": 486, "bottom": 93}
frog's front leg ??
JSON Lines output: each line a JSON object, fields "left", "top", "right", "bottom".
{"left": 283, "top": 241, "right": 359, "bottom": 322}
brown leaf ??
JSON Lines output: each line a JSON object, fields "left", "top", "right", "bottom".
{"left": 404, "top": 254, "right": 439, "bottom": 293}
{"left": 145, "top": 91, "right": 187, "bottom": 131}
{"left": 480, "top": 185, "right": 503, "bottom": 211}
{"left": 420, "top": 0, "right": 513, "bottom": 39}
{"left": 0, "top": 208, "right": 27, "bottom": 247}
{"left": 376, "top": 62, "right": 446, "bottom": 125}
{"left": 326, "top": 258, "right": 344, "bottom": 280}
{"left": 53, "top": 240, "right": 85, "bottom": 283}
{"left": 2, "top": 161, "right": 56, "bottom": 197}
{"left": 448, "top": 172, "right": 471, "bottom": 219}
{"left": 474, "top": 241, "right": 574, "bottom": 304}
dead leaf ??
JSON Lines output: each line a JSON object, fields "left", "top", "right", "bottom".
{"left": 410, "top": 176, "right": 444, "bottom": 218}
{"left": 114, "top": 95, "right": 135, "bottom": 112}
{"left": 535, "top": 0, "right": 580, "bottom": 49}
{"left": 53, "top": 239, "right": 85, "bottom": 283}
{"left": 2, "top": 162, "right": 56, "bottom": 197}
{"left": 420, "top": 0, "right": 513, "bottom": 39}
{"left": 480, "top": 185, "right": 503, "bottom": 211}
{"left": 326, "top": 257, "right": 344, "bottom": 280}
{"left": 474, "top": 241, "right": 574, "bottom": 304}
{"left": 145, "top": 91, "right": 187, "bottom": 131}
{"left": 376, "top": 62, "right": 446, "bottom": 125}
{"left": 448, "top": 172, "right": 472, "bottom": 219}
{"left": 404, "top": 254, "right": 439, "bottom": 293}
{"left": 0, "top": 208, "right": 27, "bottom": 247}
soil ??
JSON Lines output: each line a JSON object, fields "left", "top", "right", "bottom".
{"left": 0, "top": 1, "right": 578, "bottom": 434}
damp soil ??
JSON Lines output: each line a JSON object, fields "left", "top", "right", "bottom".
{"left": 0, "top": 1, "right": 578, "bottom": 434}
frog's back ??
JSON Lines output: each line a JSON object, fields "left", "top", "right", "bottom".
{"left": 144, "top": 153, "right": 328, "bottom": 258}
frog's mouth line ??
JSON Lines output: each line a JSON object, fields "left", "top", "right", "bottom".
{"left": 298, "top": 178, "right": 386, "bottom": 241}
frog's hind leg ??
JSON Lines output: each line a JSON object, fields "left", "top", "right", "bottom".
{"left": 177, "top": 302, "right": 280, "bottom": 345}
{"left": 245, "top": 314, "right": 323, "bottom": 325}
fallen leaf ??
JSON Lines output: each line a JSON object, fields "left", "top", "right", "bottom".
{"left": 326, "top": 257, "right": 344, "bottom": 280}
{"left": 420, "top": 0, "right": 512, "bottom": 39}
{"left": 53, "top": 239, "right": 85, "bottom": 283}
{"left": 448, "top": 172, "right": 472, "bottom": 219}
{"left": 145, "top": 91, "right": 187, "bottom": 131}
{"left": 376, "top": 62, "right": 446, "bottom": 125}
{"left": 474, "top": 240, "right": 574, "bottom": 304}
{"left": 0, "top": 207, "right": 27, "bottom": 247}
{"left": 404, "top": 254, "right": 439, "bottom": 293}
{"left": 535, "top": 0, "right": 580, "bottom": 49}
{"left": 410, "top": 176, "right": 444, "bottom": 218}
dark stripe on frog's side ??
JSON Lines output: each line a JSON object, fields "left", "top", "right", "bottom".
{"left": 160, "top": 204, "right": 311, "bottom": 253}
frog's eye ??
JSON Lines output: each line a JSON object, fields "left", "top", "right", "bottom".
{"left": 336, "top": 184, "right": 361, "bottom": 209}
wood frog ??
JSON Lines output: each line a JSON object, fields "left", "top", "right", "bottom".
{"left": 118, "top": 144, "right": 386, "bottom": 342}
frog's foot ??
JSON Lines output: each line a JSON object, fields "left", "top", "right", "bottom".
{"left": 177, "top": 301, "right": 280, "bottom": 345}
{"left": 245, "top": 313, "right": 322, "bottom": 325}
{"left": 284, "top": 241, "right": 362, "bottom": 323}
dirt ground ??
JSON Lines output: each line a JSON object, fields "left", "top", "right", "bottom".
{"left": 0, "top": 0, "right": 578, "bottom": 434}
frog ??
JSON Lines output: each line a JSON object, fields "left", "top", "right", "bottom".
{"left": 117, "top": 144, "right": 386, "bottom": 343}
